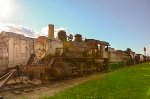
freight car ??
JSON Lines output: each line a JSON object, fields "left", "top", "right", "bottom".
{"left": 108, "top": 49, "right": 134, "bottom": 69}
{"left": 0, "top": 31, "right": 35, "bottom": 69}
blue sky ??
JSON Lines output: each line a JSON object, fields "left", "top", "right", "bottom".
{"left": 0, "top": 0, "right": 150, "bottom": 54}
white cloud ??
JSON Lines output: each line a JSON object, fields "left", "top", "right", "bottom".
{"left": 0, "top": 23, "right": 36, "bottom": 37}
{"left": 0, "top": 23, "right": 74, "bottom": 39}
{"left": 136, "top": 46, "right": 150, "bottom": 56}
{"left": 136, "top": 48, "right": 144, "bottom": 54}
{"left": 41, "top": 26, "right": 48, "bottom": 36}
{"left": 19, "top": 17, "right": 23, "bottom": 21}
{"left": 41, "top": 26, "right": 70, "bottom": 38}
{"left": 146, "top": 45, "right": 150, "bottom": 56}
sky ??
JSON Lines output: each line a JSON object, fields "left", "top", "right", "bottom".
{"left": 0, "top": 0, "right": 150, "bottom": 55}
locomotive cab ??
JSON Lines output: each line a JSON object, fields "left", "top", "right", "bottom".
{"left": 85, "top": 39, "right": 110, "bottom": 70}
{"left": 84, "top": 39, "right": 110, "bottom": 58}
{"left": 95, "top": 40, "right": 110, "bottom": 59}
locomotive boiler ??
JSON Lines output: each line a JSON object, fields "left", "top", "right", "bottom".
{"left": 57, "top": 30, "right": 88, "bottom": 57}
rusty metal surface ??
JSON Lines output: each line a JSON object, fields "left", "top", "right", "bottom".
{"left": 35, "top": 36, "right": 63, "bottom": 59}
{"left": 0, "top": 69, "right": 17, "bottom": 88}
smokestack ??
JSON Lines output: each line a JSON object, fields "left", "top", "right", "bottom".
{"left": 48, "top": 24, "right": 54, "bottom": 38}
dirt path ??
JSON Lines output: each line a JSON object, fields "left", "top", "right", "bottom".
{"left": 0, "top": 72, "right": 108, "bottom": 99}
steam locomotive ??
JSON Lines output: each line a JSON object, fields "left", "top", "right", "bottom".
{"left": 23, "top": 24, "right": 148, "bottom": 82}
{"left": 0, "top": 24, "right": 149, "bottom": 82}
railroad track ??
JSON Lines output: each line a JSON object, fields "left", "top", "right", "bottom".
{"left": 0, "top": 68, "right": 42, "bottom": 94}
{"left": 0, "top": 81, "right": 41, "bottom": 94}
{"left": 0, "top": 70, "right": 107, "bottom": 94}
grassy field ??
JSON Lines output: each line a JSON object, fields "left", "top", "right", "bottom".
{"left": 41, "top": 62, "right": 150, "bottom": 99}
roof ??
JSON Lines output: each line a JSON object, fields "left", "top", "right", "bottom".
{"left": 0, "top": 31, "right": 34, "bottom": 40}
{"left": 99, "top": 41, "right": 110, "bottom": 46}
{"left": 84, "top": 39, "right": 95, "bottom": 42}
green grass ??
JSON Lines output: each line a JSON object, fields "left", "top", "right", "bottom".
{"left": 41, "top": 62, "right": 150, "bottom": 99}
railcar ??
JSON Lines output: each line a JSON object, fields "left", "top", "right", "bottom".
{"left": 0, "top": 32, "right": 35, "bottom": 70}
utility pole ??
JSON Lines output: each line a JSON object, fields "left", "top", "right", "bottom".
{"left": 144, "top": 47, "right": 146, "bottom": 56}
